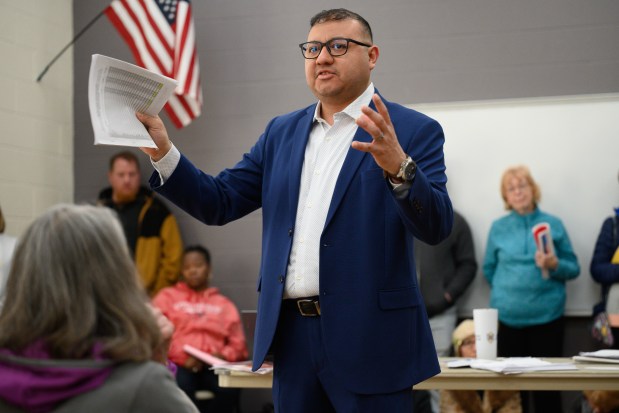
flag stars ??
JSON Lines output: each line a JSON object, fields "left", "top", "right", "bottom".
{"left": 158, "top": 0, "right": 179, "bottom": 21}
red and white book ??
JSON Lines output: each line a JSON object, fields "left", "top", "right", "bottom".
{"left": 532, "top": 222, "right": 555, "bottom": 279}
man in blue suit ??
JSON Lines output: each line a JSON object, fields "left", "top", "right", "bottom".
{"left": 137, "top": 8, "right": 453, "bottom": 412}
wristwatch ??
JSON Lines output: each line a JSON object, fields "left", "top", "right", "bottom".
{"left": 396, "top": 156, "right": 417, "bottom": 182}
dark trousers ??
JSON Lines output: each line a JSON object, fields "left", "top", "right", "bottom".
{"left": 176, "top": 366, "right": 241, "bottom": 413}
{"left": 613, "top": 327, "right": 619, "bottom": 349}
{"left": 498, "top": 317, "right": 565, "bottom": 413}
{"left": 271, "top": 300, "right": 414, "bottom": 413}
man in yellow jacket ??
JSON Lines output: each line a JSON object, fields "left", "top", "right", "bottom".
{"left": 99, "top": 151, "right": 183, "bottom": 296}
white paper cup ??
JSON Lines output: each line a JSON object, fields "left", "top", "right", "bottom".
{"left": 473, "top": 308, "right": 498, "bottom": 359}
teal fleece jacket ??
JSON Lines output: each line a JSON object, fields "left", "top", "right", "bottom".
{"left": 483, "top": 208, "right": 580, "bottom": 327}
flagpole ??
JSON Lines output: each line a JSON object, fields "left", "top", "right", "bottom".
{"left": 36, "top": 8, "right": 106, "bottom": 82}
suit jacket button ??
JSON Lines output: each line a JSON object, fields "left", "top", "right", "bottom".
{"left": 278, "top": 275, "right": 284, "bottom": 283}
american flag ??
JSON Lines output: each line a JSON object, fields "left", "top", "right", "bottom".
{"left": 105, "top": 0, "right": 202, "bottom": 128}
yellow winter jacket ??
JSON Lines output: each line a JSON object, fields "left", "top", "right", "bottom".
{"left": 99, "top": 187, "right": 183, "bottom": 296}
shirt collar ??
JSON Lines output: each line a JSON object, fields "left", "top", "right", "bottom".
{"left": 312, "top": 82, "right": 375, "bottom": 123}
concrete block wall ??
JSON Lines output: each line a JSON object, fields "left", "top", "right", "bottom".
{"left": 0, "top": 0, "right": 73, "bottom": 237}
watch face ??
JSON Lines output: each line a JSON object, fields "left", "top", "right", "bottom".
{"left": 403, "top": 161, "right": 416, "bottom": 181}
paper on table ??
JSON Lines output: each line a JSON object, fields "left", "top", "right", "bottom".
{"left": 583, "top": 366, "right": 619, "bottom": 371}
{"left": 183, "top": 344, "right": 273, "bottom": 375}
{"left": 573, "top": 356, "right": 619, "bottom": 364}
{"left": 573, "top": 349, "right": 619, "bottom": 364}
{"left": 448, "top": 357, "right": 577, "bottom": 375}
{"left": 446, "top": 358, "right": 476, "bottom": 368}
{"left": 88, "top": 54, "right": 178, "bottom": 148}
{"left": 212, "top": 361, "right": 274, "bottom": 375}
{"left": 578, "top": 349, "right": 619, "bottom": 359}
{"left": 183, "top": 344, "right": 227, "bottom": 366}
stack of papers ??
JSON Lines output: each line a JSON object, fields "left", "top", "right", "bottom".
{"left": 183, "top": 344, "right": 273, "bottom": 375}
{"left": 183, "top": 344, "right": 228, "bottom": 366}
{"left": 447, "top": 357, "right": 577, "bottom": 375}
{"left": 573, "top": 349, "right": 619, "bottom": 364}
{"left": 88, "top": 54, "right": 178, "bottom": 148}
{"left": 211, "top": 360, "right": 273, "bottom": 375}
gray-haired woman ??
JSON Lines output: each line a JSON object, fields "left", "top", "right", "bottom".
{"left": 0, "top": 204, "right": 198, "bottom": 413}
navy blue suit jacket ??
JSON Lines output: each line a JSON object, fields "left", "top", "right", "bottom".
{"left": 150, "top": 95, "right": 453, "bottom": 394}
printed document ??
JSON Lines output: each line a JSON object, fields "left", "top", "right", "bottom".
{"left": 183, "top": 344, "right": 273, "bottom": 375}
{"left": 88, "top": 54, "right": 177, "bottom": 148}
{"left": 447, "top": 357, "right": 577, "bottom": 374}
{"left": 573, "top": 349, "right": 619, "bottom": 364}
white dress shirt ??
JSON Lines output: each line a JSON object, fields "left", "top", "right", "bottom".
{"left": 152, "top": 83, "right": 376, "bottom": 299}
{"left": 284, "top": 83, "right": 375, "bottom": 298}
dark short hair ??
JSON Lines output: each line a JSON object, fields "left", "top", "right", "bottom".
{"left": 310, "top": 8, "right": 373, "bottom": 43}
{"left": 184, "top": 245, "right": 211, "bottom": 266}
{"left": 109, "top": 151, "right": 140, "bottom": 172}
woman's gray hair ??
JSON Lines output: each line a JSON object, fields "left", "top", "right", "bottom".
{"left": 0, "top": 204, "right": 161, "bottom": 361}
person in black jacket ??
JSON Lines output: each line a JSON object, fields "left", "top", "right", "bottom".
{"left": 590, "top": 210, "right": 619, "bottom": 346}
{"left": 415, "top": 210, "right": 477, "bottom": 413}
{"left": 98, "top": 150, "right": 183, "bottom": 296}
{"left": 416, "top": 210, "right": 477, "bottom": 354}
{"left": 584, "top": 170, "right": 619, "bottom": 413}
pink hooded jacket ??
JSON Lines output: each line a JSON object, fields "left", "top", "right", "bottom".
{"left": 153, "top": 283, "right": 248, "bottom": 366}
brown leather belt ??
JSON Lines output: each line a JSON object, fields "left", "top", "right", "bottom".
{"left": 284, "top": 297, "right": 321, "bottom": 316}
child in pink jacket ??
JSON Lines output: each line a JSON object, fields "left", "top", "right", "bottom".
{"left": 153, "top": 245, "right": 247, "bottom": 413}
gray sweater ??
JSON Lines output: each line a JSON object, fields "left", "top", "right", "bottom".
{"left": 0, "top": 361, "right": 199, "bottom": 413}
{"left": 415, "top": 211, "right": 478, "bottom": 317}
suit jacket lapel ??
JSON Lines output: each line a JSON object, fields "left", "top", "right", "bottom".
{"left": 323, "top": 98, "right": 378, "bottom": 230}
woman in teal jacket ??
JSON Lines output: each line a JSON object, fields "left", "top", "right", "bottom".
{"left": 483, "top": 165, "right": 580, "bottom": 413}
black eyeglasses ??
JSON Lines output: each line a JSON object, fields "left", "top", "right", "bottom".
{"left": 299, "top": 37, "right": 372, "bottom": 59}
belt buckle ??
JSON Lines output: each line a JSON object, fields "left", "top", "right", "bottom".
{"left": 297, "top": 299, "right": 321, "bottom": 316}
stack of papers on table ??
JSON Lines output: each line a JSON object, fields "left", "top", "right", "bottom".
{"left": 183, "top": 344, "right": 273, "bottom": 375}
{"left": 211, "top": 360, "right": 273, "bottom": 375}
{"left": 447, "top": 357, "right": 577, "bottom": 375}
{"left": 573, "top": 349, "right": 619, "bottom": 364}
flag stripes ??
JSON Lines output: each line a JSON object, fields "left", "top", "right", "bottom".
{"left": 106, "top": 0, "right": 201, "bottom": 128}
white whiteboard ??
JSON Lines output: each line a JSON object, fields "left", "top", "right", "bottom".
{"left": 411, "top": 94, "right": 619, "bottom": 317}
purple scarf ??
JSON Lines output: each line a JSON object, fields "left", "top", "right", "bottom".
{"left": 0, "top": 342, "right": 113, "bottom": 413}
